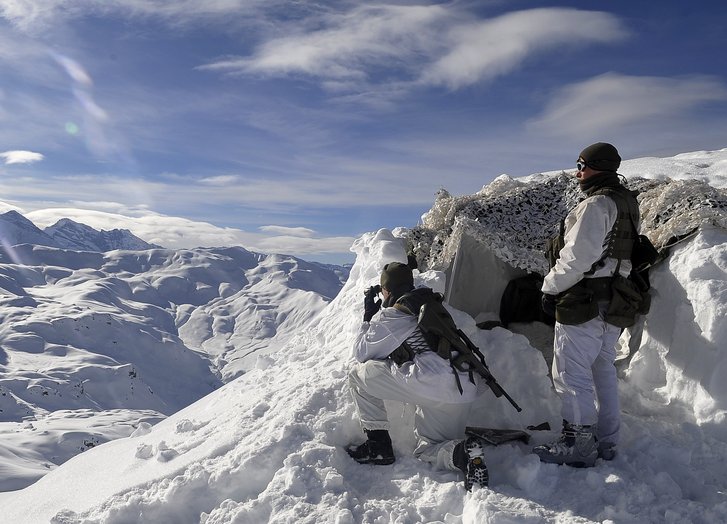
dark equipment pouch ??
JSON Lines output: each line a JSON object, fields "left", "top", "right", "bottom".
{"left": 555, "top": 281, "right": 599, "bottom": 325}
{"left": 605, "top": 274, "right": 646, "bottom": 328}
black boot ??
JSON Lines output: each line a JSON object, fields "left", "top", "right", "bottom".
{"left": 453, "top": 436, "right": 489, "bottom": 491}
{"left": 346, "top": 429, "right": 395, "bottom": 465}
{"left": 532, "top": 420, "right": 597, "bottom": 467}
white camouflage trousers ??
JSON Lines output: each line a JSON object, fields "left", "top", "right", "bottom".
{"left": 552, "top": 304, "right": 622, "bottom": 444}
{"left": 348, "top": 360, "right": 471, "bottom": 471}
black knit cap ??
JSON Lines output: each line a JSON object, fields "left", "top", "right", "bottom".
{"left": 380, "top": 262, "right": 414, "bottom": 293}
{"left": 579, "top": 142, "right": 621, "bottom": 172}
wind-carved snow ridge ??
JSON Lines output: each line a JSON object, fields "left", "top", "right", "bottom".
{"left": 408, "top": 172, "right": 727, "bottom": 274}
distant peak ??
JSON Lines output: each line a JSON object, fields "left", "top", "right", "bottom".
{"left": 0, "top": 209, "right": 40, "bottom": 228}
{"left": 1, "top": 209, "right": 29, "bottom": 220}
{"left": 53, "top": 217, "right": 83, "bottom": 227}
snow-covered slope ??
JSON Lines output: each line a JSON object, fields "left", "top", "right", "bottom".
{"left": 0, "top": 149, "right": 725, "bottom": 523}
{"left": 0, "top": 245, "right": 346, "bottom": 490}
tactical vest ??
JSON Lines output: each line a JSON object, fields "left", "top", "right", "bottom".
{"left": 545, "top": 184, "right": 643, "bottom": 326}
{"left": 545, "top": 185, "right": 640, "bottom": 273}
{"left": 388, "top": 288, "right": 439, "bottom": 366}
{"left": 586, "top": 186, "right": 640, "bottom": 274}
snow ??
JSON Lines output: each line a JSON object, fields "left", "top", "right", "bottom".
{"left": 0, "top": 149, "right": 726, "bottom": 523}
{"left": 0, "top": 245, "right": 345, "bottom": 491}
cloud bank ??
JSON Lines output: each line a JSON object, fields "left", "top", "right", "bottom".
{"left": 0, "top": 150, "right": 44, "bottom": 164}
{"left": 530, "top": 73, "right": 727, "bottom": 137}
{"left": 23, "top": 206, "right": 355, "bottom": 258}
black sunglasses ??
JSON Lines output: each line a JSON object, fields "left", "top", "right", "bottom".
{"left": 576, "top": 160, "right": 588, "bottom": 171}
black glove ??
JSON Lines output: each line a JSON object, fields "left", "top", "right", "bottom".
{"left": 363, "top": 285, "right": 382, "bottom": 322}
{"left": 541, "top": 293, "right": 557, "bottom": 318}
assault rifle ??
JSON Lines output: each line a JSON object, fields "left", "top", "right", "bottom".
{"left": 417, "top": 297, "right": 522, "bottom": 413}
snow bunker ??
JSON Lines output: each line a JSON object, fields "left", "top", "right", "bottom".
{"left": 445, "top": 231, "right": 528, "bottom": 320}
{"left": 408, "top": 172, "right": 725, "bottom": 324}
{"left": 406, "top": 172, "right": 727, "bottom": 428}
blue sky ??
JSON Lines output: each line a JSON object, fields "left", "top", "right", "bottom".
{"left": 0, "top": 1, "right": 726, "bottom": 264}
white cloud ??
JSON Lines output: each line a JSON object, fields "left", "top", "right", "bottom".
{"left": 0, "top": 166, "right": 438, "bottom": 215}
{"left": 203, "top": 4, "right": 448, "bottom": 82}
{"left": 255, "top": 233, "right": 355, "bottom": 256}
{"left": 203, "top": 7, "right": 628, "bottom": 95}
{"left": 0, "top": 0, "right": 52, "bottom": 29}
{"left": 259, "top": 225, "right": 315, "bottom": 237}
{"left": 421, "top": 8, "right": 628, "bottom": 90}
{"left": 63, "top": 201, "right": 152, "bottom": 215}
{"left": 0, "top": 0, "right": 274, "bottom": 30}
{"left": 199, "top": 175, "right": 240, "bottom": 186}
{"left": 529, "top": 73, "right": 727, "bottom": 137}
{"left": 0, "top": 201, "right": 23, "bottom": 213}
{"left": 23, "top": 206, "right": 355, "bottom": 257}
{"left": 0, "top": 150, "right": 44, "bottom": 164}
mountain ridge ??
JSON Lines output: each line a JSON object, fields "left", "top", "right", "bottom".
{"left": 0, "top": 211, "right": 158, "bottom": 252}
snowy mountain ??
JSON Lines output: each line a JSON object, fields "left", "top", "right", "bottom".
{"left": 0, "top": 244, "right": 347, "bottom": 491}
{"left": 0, "top": 210, "right": 58, "bottom": 248}
{"left": 0, "top": 211, "right": 158, "bottom": 252}
{"left": 44, "top": 218, "right": 159, "bottom": 251}
{"left": 0, "top": 149, "right": 725, "bottom": 524}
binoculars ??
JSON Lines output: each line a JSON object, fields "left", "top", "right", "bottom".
{"left": 365, "top": 285, "right": 382, "bottom": 296}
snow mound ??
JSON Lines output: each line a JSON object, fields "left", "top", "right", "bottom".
{"left": 626, "top": 226, "right": 727, "bottom": 431}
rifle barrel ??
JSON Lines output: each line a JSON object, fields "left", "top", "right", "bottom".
{"left": 459, "top": 329, "right": 522, "bottom": 413}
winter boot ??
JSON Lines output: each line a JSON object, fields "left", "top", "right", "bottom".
{"left": 597, "top": 441, "right": 617, "bottom": 461}
{"left": 453, "top": 436, "right": 489, "bottom": 491}
{"left": 346, "top": 429, "right": 395, "bottom": 465}
{"left": 533, "top": 421, "right": 597, "bottom": 468}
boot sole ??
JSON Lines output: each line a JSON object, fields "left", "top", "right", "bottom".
{"left": 533, "top": 447, "right": 596, "bottom": 468}
{"left": 464, "top": 438, "right": 489, "bottom": 490}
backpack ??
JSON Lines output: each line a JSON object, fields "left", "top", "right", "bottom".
{"left": 591, "top": 186, "right": 658, "bottom": 275}
{"left": 390, "top": 288, "right": 521, "bottom": 412}
{"left": 499, "top": 273, "right": 554, "bottom": 327}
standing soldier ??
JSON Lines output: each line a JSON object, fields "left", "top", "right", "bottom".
{"left": 535, "top": 142, "right": 640, "bottom": 467}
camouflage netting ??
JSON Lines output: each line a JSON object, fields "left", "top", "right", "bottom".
{"left": 406, "top": 172, "right": 727, "bottom": 275}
